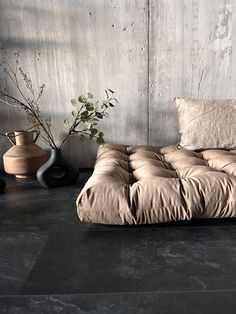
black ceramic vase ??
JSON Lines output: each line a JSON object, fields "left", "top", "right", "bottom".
{"left": 37, "top": 149, "right": 79, "bottom": 188}
{"left": 0, "top": 177, "right": 6, "bottom": 192}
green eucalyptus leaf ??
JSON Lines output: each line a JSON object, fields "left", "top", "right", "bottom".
{"left": 64, "top": 118, "right": 71, "bottom": 128}
{"left": 71, "top": 110, "right": 77, "bottom": 117}
{"left": 96, "top": 137, "right": 105, "bottom": 145}
{"left": 94, "top": 103, "right": 100, "bottom": 112}
{"left": 95, "top": 112, "right": 103, "bottom": 119}
{"left": 90, "top": 128, "right": 98, "bottom": 135}
{"left": 98, "top": 131, "right": 104, "bottom": 137}
{"left": 109, "top": 102, "right": 114, "bottom": 107}
{"left": 84, "top": 121, "right": 93, "bottom": 129}
{"left": 107, "top": 88, "right": 115, "bottom": 94}
{"left": 81, "top": 111, "right": 89, "bottom": 118}
{"left": 71, "top": 99, "right": 77, "bottom": 106}
{"left": 103, "top": 112, "right": 109, "bottom": 118}
{"left": 86, "top": 102, "right": 94, "bottom": 111}
{"left": 78, "top": 95, "right": 87, "bottom": 103}
{"left": 80, "top": 134, "right": 85, "bottom": 142}
{"left": 87, "top": 92, "right": 94, "bottom": 99}
{"left": 102, "top": 101, "right": 108, "bottom": 108}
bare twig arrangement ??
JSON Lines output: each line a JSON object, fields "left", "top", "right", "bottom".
{"left": 0, "top": 49, "right": 118, "bottom": 149}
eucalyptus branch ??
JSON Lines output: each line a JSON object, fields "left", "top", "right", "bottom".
{"left": 60, "top": 89, "right": 118, "bottom": 149}
{"left": 59, "top": 113, "right": 83, "bottom": 149}
{"left": 59, "top": 131, "right": 73, "bottom": 149}
{"left": 79, "top": 130, "right": 101, "bottom": 139}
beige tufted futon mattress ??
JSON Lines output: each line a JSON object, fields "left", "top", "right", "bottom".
{"left": 76, "top": 144, "right": 236, "bottom": 224}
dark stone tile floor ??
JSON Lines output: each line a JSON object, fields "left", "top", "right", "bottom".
{"left": 0, "top": 170, "right": 236, "bottom": 313}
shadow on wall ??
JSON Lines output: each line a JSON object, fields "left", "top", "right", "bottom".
{"left": 61, "top": 135, "right": 98, "bottom": 169}
{"left": 0, "top": 1, "right": 121, "bottom": 168}
{"left": 0, "top": 1, "right": 89, "bottom": 49}
{"left": 0, "top": 36, "right": 73, "bottom": 49}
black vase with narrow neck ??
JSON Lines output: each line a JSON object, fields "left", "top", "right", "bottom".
{"left": 37, "top": 148, "right": 79, "bottom": 188}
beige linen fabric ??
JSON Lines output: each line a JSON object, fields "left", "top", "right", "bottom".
{"left": 76, "top": 144, "right": 236, "bottom": 225}
{"left": 175, "top": 98, "right": 236, "bottom": 150}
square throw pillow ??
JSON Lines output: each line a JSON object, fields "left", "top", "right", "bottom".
{"left": 175, "top": 98, "right": 236, "bottom": 150}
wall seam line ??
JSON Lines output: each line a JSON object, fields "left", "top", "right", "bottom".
{"left": 147, "top": 0, "right": 150, "bottom": 145}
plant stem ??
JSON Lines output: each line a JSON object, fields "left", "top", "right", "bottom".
{"left": 0, "top": 97, "right": 18, "bottom": 108}
{"left": 1, "top": 53, "right": 57, "bottom": 148}
{"left": 59, "top": 104, "right": 85, "bottom": 149}
{"left": 59, "top": 132, "right": 71, "bottom": 149}
{"left": 59, "top": 98, "right": 111, "bottom": 149}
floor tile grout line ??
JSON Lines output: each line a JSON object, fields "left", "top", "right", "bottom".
{"left": 1, "top": 289, "right": 236, "bottom": 298}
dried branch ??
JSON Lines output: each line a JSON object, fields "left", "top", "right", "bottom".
{"left": 0, "top": 89, "right": 56, "bottom": 148}
{"left": 0, "top": 49, "right": 118, "bottom": 151}
{"left": 0, "top": 48, "right": 57, "bottom": 149}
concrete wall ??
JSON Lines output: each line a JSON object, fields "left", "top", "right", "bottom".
{"left": 0, "top": 0, "right": 235, "bottom": 167}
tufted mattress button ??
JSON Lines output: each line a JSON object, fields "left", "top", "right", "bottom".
{"left": 77, "top": 144, "right": 236, "bottom": 225}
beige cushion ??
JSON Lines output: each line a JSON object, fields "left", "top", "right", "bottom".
{"left": 175, "top": 98, "right": 236, "bottom": 150}
{"left": 77, "top": 144, "right": 236, "bottom": 225}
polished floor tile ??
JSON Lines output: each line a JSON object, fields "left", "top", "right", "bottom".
{"left": 0, "top": 170, "right": 92, "bottom": 205}
{"left": 0, "top": 199, "right": 80, "bottom": 232}
{"left": 1, "top": 291, "right": 236, "bottom": 314}
{"left": 1, "top": 170, "right": 236, "bottom": 313}
{"left": 0, "top": 232, "right": 48, "bottom": 295}
{"left": 0, "top": 170, "right": 103, "bottom": 232}
{"left": 21, "top": 227, "right": 236, "bottom": 295}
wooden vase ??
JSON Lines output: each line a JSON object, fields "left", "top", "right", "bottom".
{"left": 3, "top": 130, "right": 48, "bottom": 179}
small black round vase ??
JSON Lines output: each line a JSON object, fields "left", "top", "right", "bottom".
{"left": 0, "top": 177, "right": 6, "bottom": 192}
{"left": 37, "top": 149, "right": 79, "bottom": 188}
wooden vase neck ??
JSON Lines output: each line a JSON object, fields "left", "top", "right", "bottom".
{"left": 14, "top": 130, "right": 34, "bottom": 146}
